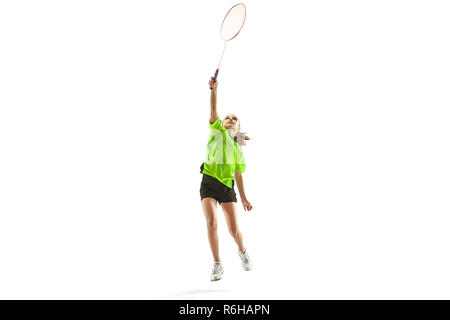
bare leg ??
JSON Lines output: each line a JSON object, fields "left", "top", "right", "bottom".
{"left": 221, "top": 202, "right": 245, "bottom": 252}
{"left": 202, "top": 198, "right": 220, "bottom": 262}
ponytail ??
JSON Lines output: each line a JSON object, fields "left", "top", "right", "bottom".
{"left": 233, "top": 129, "right": 250, "bottom": 146}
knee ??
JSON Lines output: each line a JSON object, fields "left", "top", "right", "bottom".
{"left": 229, "top": 228, "right": 240, "bottom": 239}
{"left": 207, "top": 219, "right": 218, "bottom": 231}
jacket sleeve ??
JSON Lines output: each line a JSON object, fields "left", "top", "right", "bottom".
{"left": 235, "top": 146, "right": 246, "bottom": 173}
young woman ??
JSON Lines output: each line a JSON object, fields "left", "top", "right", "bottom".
{"left": 199, "top": 77, "right": 254, "bottom": 281}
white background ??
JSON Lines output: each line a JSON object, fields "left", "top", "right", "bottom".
{"left": 1, "top": 0, "right": 449, "bottom": 299}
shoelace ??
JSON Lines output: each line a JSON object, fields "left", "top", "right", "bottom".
{"left": 239, "top": 251, "right": 249, "bottom": 263}
{"left": 213, "top": 264, "right": 222, "bottom": 274}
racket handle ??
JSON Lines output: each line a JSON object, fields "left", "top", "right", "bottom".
{"left": 209, "top": 69, "right": 219, "bottom": 90}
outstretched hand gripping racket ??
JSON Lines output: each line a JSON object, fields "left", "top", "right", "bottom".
{"left": 210, "top": 3, "right": 247, "bottom": 90}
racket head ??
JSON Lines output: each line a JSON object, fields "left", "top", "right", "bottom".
{"left": 219, "top": 3, "right": 246, "bottom": 41}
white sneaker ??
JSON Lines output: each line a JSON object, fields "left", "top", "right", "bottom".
{"left": 238, "top": 249, "right": 252, "bottom": 271}
{"left": 210, "top": 262, "right": 224, "bottom": 281}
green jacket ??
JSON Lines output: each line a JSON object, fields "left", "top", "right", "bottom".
{"left": 201, "top": 117, "right": 245, "bottom": 188}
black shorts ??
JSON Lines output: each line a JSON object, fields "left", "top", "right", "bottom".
{"left": 200, "top": 163, "right": 237, "bottom": 205}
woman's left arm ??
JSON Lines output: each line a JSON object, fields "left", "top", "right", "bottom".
{"left": 234, "top": 172, "right": 253, "bottom": 211}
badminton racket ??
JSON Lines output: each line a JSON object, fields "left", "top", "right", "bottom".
{"left": 210, "top": 3, "right": 247, "bottom": 90}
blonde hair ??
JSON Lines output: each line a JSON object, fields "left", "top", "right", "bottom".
{"left": 233, "top": 128, "right": 250, "bottom": 146}
{"left": 223, "top": 115, "right": 251, "bottom": 146}
{"left": 225, "top": 123, "right": 250, "bottom": 146}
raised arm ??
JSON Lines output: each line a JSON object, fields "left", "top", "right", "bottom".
{"left": 209, "top": 77, "right": 219, "bottom": 124}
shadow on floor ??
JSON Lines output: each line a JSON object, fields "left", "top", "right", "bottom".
{"left": 155, "top": 289, "right": 231, "bottom": 300}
